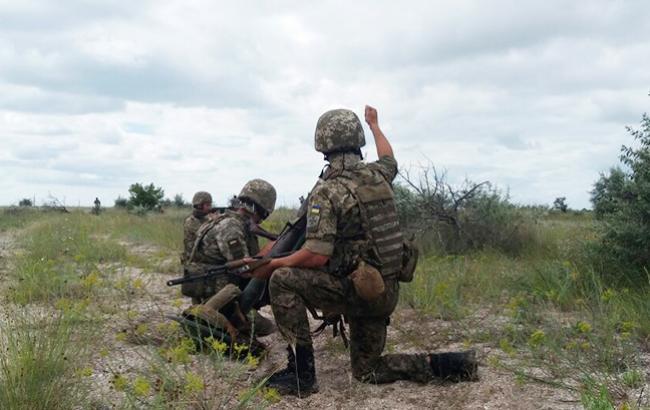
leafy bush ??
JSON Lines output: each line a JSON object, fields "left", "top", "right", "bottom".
{"left": 127, "top": 183, "right": 164, "bottom": 211}
{"left": 552, "top": 197, "right": 568, "bottom": 213}
{"left": 173, "top": 194, "right": 186, "bottom": 207}
{"left": 114, "top": 196, "right": 128, "bottom": 208}
{"left": 591, "top": 167, "right": 627, "bottom": 219}
{"left": 18, "top": 198, "right": 33, "bottom": 207}
{"left": 591, "top": 112, "right": 650, "bottom": 283}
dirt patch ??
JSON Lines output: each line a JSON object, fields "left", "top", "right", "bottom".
{"left": 254, "top": 308, "right": 581, "bottom": 410}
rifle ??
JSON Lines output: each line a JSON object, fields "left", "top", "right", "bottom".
{"left": 238, "top": 202, "right": 308, "bottom": 313}
{"left": 166, "top": 253, "right": 291, "bottom": 287}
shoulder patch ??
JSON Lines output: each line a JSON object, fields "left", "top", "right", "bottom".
{"left": 307, "top": 204, "right": 321, "bottom": 231}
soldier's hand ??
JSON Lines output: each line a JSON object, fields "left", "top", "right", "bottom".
{"left": 251, "top": 262, "right": 276, "bottom": 280}
{"left": 365, "top": 105, "right": 378, "bottom": 127}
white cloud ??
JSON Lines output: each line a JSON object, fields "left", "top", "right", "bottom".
{"left": 0, "top": 0, "right": 649, "bottom": 209}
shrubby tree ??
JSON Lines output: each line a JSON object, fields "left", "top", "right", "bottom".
{"left": 173, "top": 194, "right": 186, "bottom": 207}
{"left": 18, "top": 198, "right": 32, "bottom": 207}
{"left": 114, "top": 196, "right": 128, "bottom": 208}
{"left": 399, "top": 165, "right": 536, "bottom": 255}
{"left": 127, "top": 183, "right": 164, "bottom": 211}
{"left": 591, "top": 167, "right": 627, "bottom": 219}
{"left": 553, "top": 197, "right": 568, "bottom": 213}
{"left": 591, "top": 111, "right": 650, "bottom": 281}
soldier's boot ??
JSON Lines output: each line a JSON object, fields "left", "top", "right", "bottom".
{"left": 267, "top": 346, "right": 296, "bottom": 381}
{"left": 251, "top": 311, "right": 276, "bottom": 337}
{"left": 266, "top": 345, "right": 318, "bottom": 397}
{"left": 429, "top": 349, "right": 479, "bottom": 382}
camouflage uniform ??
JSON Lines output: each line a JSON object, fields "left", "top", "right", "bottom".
{"left": 269, "top": 153, "right": 434, "bottom": 383}
{"left": 189, "top": 210, "right": 260, "bottom": 294}
{"left": 181, "top": 209, "right": 209, "bottom": 265}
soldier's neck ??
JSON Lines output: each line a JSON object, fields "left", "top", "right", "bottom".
{"left": 326, "top": 152, "right": 362, "bottom": 170}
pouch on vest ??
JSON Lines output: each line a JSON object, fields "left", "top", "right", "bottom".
{"left": 398, "top": 236, "right": 419, "bottom": 283}
{"left": 349, "top": 261, "right": 385, "bottom": 301}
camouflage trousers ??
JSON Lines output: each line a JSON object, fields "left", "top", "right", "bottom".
{"left": 269, "top": 267, "right": 433, "bottom": 383}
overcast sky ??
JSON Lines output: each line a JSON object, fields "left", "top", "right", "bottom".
{"left": 1, "top": 1, "right": 649, "bottom": 209}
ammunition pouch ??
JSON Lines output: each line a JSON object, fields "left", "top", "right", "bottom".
{"left": 349, "top": 261, "right": 385, "bottom": 301}
{"left": 398, "top": 236, "right": 419, "bottom": 283}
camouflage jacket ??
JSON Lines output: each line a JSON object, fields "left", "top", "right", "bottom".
{"left": 181, "top": 210, "right": 209, "bottom": 265}
{"left": 304, "top": 153, "right": 399, "bottom": 276}
{"left": 189, "top": 210, "right": 260, "bottom": 267}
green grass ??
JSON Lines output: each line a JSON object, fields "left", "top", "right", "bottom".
{"left": 402, "top": 212, "right": 648, "bottom": 405}
{"left": 0, "top": 311, "right": 91, "bottom": 410}
{"left": 9, "top": 211, "right": 127, "bottom": 304}
{"left": 1, "top": 205, "right": 647, "bottom": 408}
{"left": 0, "top": 207, "right": 45, "bottom": 232}
{"left": 1, "top": 208, "right": 276, "bottom": 409}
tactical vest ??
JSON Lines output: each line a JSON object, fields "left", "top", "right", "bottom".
{"left": 324, "top": 167, "right": 404, "bottom": 280}
{"left": 188, "top": 213, "right": 229, "bottom": 265}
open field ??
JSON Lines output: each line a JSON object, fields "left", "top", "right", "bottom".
{"left": 0, "top": 207, "right": 648, "bottom": 409}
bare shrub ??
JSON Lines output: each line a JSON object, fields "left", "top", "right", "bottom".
{"left": 398, "top": 165, "right": 538, "bottom": 255}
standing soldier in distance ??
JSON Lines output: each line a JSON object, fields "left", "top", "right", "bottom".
{"left": 250, "top": 106, "right": 478, "bottom": 396}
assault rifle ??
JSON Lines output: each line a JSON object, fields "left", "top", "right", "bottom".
{"left": 166, "top": 252, "right": 292, "bottom": 287}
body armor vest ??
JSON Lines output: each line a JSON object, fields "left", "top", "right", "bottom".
{"left": 324, "top": 167, "right": 404, "bottom": 279}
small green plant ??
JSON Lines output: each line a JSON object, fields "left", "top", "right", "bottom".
{"left": 621, "top": 369, "right": 644, "bottom": 389}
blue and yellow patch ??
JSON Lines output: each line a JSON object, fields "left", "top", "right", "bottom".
{"left": 307, "top": 204, "right": 321, "bottom": 230}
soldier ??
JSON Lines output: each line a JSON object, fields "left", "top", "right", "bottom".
{"left": 181, "top": 191, "right": 213, "bottom": 304}
{"left": 250, "top": 106, "right": 478, "bottom": 396}
{"left": 186, "top": 180, "right": 277, "bottom": 336}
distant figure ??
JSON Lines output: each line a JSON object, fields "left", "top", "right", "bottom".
{"left": 181, "top": 191, "right": 214, "bottom": 304}
{"left": 92, "top": 197, "right": 101, "bottom": 215}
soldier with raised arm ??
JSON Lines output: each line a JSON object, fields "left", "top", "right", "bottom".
{"left": 250, "top": 106, "right": 478, "bottom": 396}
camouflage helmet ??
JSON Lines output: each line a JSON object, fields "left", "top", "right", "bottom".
{"left": 192, "top": 191, "right": 212, "bottom": 206}
{"left": 238, "top": 179, "right": 276, "bottom": 217}
{"left": 315, "top": 109, "right": 366, "bottom": 154}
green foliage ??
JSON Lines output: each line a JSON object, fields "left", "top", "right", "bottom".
{"left": 9, "top": 213, "right": 127, "bottom": 304}
{"left": 127, "top": 182, "right": 164, "bottom": 211}
{"left": 0, "top": 207, "right": 42, "bottom": 232}
{"left": 397, "top": 171, "right": 540, "bottom": 255}
{"left": 173, "top": 193, "right": 186, "bottom": 207}
{"left": 580, "top": 381, "right": 615, "bottom": 410}
{"left": 0, "top": 312, "right": 90, "bottom": 410}
{"left": 553, "top": 197, "right": 568, "bottom": 212}
{"left": 18, "top": 198, "right": 33, "bottom": 207}
{"left": 591, "top": 113, "right": 650, "bottom": 283}
{"left": 114, "top": 196, "right": 128, "bottom": 208}
{"left": 591, "top": 167, "right": 627, "bottom": 219}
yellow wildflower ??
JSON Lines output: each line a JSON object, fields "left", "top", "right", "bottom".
{"left": 112, "top": 374, "right": 128, "bottom": 391}
{"left": 184, "top": 372, "right": 205, "bottom": 394}
{"left": 528, "top": 329, "right": 546, "bottom": 347}
{"left": 133, "top": 376, "right": 151, "bottom": 396}
{"left": 576, "top": 321, "right": 592, "bottom": 334}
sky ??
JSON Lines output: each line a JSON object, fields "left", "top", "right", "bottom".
{"left": 1, "top": 1, "right": 649, "bottom": 209}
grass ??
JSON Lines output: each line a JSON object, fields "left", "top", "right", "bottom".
{"left": 0, "top": 311, "right": 92, "bottom": 410}
{"left": 1, "top": 206, "right": 648, "bottom": 408}
{"left": 402, "top": 212, "right": 649, "bottom": 408}
{"left": 0, "top": 207, "right": 278, "bottom": 409}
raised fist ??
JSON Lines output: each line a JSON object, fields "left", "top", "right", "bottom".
{"left": 364, "top": 105, "right": 378, "bottom": 127}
